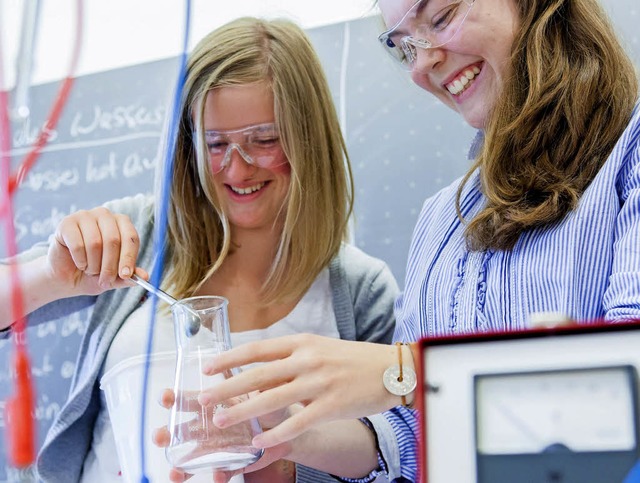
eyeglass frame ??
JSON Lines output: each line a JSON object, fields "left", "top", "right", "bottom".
{"left": 377, "top": 0, "right": 476, "bottom": 69}
{"left": 195, "top": 122, "right": 287, "bottom": 173}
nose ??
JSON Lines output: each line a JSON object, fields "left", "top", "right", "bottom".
{"left": 223, "top": 145, "right": 256, "bottom": 177}
{"left": 410, "top": 46, "right": 444, "bottom": 89}
{"left": 412, "top": 44, "right": 445, "bottom": 73}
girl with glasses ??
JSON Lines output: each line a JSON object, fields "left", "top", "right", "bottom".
{"left": 0, "top": 17, "right": 399, "bottom": 483}
{"left": 196, "top": 0, "right": 640, "bottom": 481}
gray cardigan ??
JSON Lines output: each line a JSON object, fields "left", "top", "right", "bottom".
{"left": 3, "top": 194, "right": 399, "bottom": 483}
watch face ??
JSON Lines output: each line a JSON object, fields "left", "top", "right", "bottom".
{"left": 383, "top": 364, "right": 417, "bottom": 396}
{"left": 474, "top": 365, "right": 638, "bottom": 455}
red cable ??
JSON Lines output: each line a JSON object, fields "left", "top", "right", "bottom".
{"left": 9, "top": 0, "right": 83, "bottom": 193}
{"left": 0, "top": 0, "right": 84, "bottom": 467}
{"left": 9, "top": 75, "right": 76, "bottom": 193}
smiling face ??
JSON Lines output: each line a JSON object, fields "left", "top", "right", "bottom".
{"left": 201, "top": 81, "right": 291, "bottom": 233}
{"left": 378, "top": 0, "right": 520, "bottom": 129}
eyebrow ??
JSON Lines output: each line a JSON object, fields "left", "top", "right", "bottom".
{"left": 415, "top": 0, "right": 431, "bottom": 16}
{"left": 388, "top": 0, "right": 430, "bottom": 37}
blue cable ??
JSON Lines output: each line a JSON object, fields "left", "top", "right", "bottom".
{"left": 138, "top": 1, "right": 191, "bottom": 481}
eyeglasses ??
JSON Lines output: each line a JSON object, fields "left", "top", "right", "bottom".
{"left": 200, "top": 123, "right": 286, "bottom": 173}
{"left": 378, "top": 0, "right": 476, "bottom": 70}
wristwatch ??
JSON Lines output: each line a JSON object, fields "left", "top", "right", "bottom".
{"left": 383, "top": 343, "right": 417, "bottom": 406}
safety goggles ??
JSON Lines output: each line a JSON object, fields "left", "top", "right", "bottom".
{"left": 378, "top": 0, "right": 476, "bottom": 70}
{"left": 200, "top": 122, "right": 286, "bottom": 173}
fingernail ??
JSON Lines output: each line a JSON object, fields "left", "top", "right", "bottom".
{"left": 121, "top": 266, "right": 131, "bottom": 277}
{"left": 252, "top": 435, "right": 265, "bottom": 448}
{"left": 212, "top": 408, "right": 229, "bottom": 427}
{"left": 198, "top": 394, "right": 210, "bottom": 406}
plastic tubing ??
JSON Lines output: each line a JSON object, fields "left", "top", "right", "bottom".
{"left": 0, "top": 19, "right": 35, "bottom": 471}
{"left": 0, "top": 0, "right": 84, "bottom": 469}
{"left": 137, "top": 2, "right": 192, "bottom": 481}
{"left": 12, "top": 0, "right": 41, "bottom": 120}
{"left": 8, "top": 0, "right": 84, "bottom": 193}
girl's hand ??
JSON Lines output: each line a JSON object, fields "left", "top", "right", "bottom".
{"left": 198, "top": 334, "right": 402, "bottom": 449}
{"left": 46, "top": 206, "right": 146, "bottom": 296}
{"left": 152, "top": 389, "right": 295, "bottom": 483}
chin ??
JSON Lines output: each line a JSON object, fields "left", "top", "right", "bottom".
{"left": 460, "top": 109, "right": 488, "bottom": 130}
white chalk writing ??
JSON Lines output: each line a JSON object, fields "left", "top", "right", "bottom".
{"left": 21, "top": 167, "right": 81, "bottom": 192}
{"left": 14, "top": 204, "right": 78, "bottom": 243}
{"left": 86, "top": 153, "right": 119, "bottom": 183}
{"left": 70, "top": 104, "right": 165, "bottom": 137}
{"left": 12, "top": 117, "right": 59, "bottom": 148}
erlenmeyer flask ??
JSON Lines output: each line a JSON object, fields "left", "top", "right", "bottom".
{"left": 165, "top": 296, "right": 264, "bottom": 473}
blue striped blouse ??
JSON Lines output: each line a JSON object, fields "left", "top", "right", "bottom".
{"left": 385, "top": 104, "right": 640, "bottom": 481}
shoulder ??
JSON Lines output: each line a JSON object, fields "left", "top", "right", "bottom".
{"left": 338, "top": 243, "right": 387, "bottom": 268}
{"left": 331, "top": 244, "right": 399, "bottom": 299}
{"left": 613, "top": 104, "right": 640, "bottom": 199}
{"left": 413, "top": 170, "right": 481, "bottom": 235}
{"left": 333, "top": 244, "right": 396, "bottom": 283}
{"left": 330, "top": 245, "right": 399, "bottom": 343}
{"left": 102, "top": 193, "right": 155, "bottom": 223}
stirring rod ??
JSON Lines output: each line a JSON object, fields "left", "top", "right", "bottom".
{"left": 130, "top": 274, "right": 201, "bottom": 336}
{"left": 130, "top": 273, "right": 178, "bottom": 306}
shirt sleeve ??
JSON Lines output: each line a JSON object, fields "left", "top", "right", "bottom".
{"left": 339, "top": 408, "right": 418, "bottom": 483}
{"left": 604, "top": 121, "right": 640, "bottom": 321}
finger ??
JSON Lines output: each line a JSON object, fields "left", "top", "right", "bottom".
{"left": 123, "top": 266, "right": 150, "bottom": 287}
{"left": 177, "top": 389, "right": 213, "bottom": 413}
{"left": 170, "top": 467, "right": 191, "bottom": 482}
{"left": 212, "top": 380, "right": 307, "bottom": 429}
{"left": 252, "top": 403, "right": 326, "bottom": 449}
{"left": 200, "top": 358, "right": 295, "bottom": 406}
{"left": 242, "top": 444, "right": 292, "bottom": 473}
{"left": 114, "top": 213, "right": 140, "bottom": 279}
{"left": 202, "top": 336, "right": 299, "bottom": 375}
{"left": 54, "top": 215, "right": 92, "bottom": 272}
{"left": 159, "top": 387, "right": 209, "bottom": 413}
{"left": 152, "top": 426, "right": 171, "bottom": 447}
{"left": 95, "top": 210, "right": 122, "bottom": 288}
{"left": 159, "top": 388, "right": 175, "bottom": 409}
{"left": 72, "top": 210, "right": 106, "bottom": 276}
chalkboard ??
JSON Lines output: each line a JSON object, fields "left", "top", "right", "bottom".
{"left": 0, "top": 55, "right": 180, "bottom": 481}
{"left": 1, "top": 6, "right": 639, "bottom": 481}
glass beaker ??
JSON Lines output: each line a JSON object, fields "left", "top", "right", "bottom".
{"left": 165, "top": 296, "right": 264, "bottom": 473}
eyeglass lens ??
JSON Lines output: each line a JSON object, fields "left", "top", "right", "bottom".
{"left": 203, "top": 124, "right": 285, "bottom": 173}
{"left": 380, "top": 0, "right": 475, "bottom": 67}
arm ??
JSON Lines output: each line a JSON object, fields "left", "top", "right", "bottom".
{"left": 199, "top": 335, "right": 415, "bottom": 448}
{"left": 0, "top": 256, "right": 71, "bottom": 329}
{"left": 0, "top": 205, "right": 147, "bottom": 330}
{"left": 287, "top": 418, "right": 378, "bottom": 478}
{"left": 604, "top": 132, "right": 640, "bottom": 320}
{"left": 155, "top": 338, "right": 419, "bottom": 481}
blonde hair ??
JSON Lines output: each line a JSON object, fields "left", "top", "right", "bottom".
{"left": 164, "top": 17, "right": 354, "bottom": 303}
{"left": 458, "top": 0, "right": 638, "bottom": 251}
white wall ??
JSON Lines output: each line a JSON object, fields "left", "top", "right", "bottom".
{"left": 0, "top": 0, "right": 376, "bottom": 87}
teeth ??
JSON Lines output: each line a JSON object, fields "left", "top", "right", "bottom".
{"left": 447, "top": 66, "right": 481, "bottom": 95}
{"left": 230, "top": 182, "right": 265, "bottom": 195}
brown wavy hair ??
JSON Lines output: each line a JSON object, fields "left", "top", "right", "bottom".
{"left": 458, "top": 0, "right": 638, "bottom": 251}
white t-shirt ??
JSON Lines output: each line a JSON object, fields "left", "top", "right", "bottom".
{"left": 80, "top": 268, "right": 337, "bottom": 482}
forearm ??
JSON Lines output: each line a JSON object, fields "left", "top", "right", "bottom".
{"left": 288, "top": 419, "right": 378, "bottom": 479}
{"left": 0, "top": 257, "right": 69, "bottom": 329}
